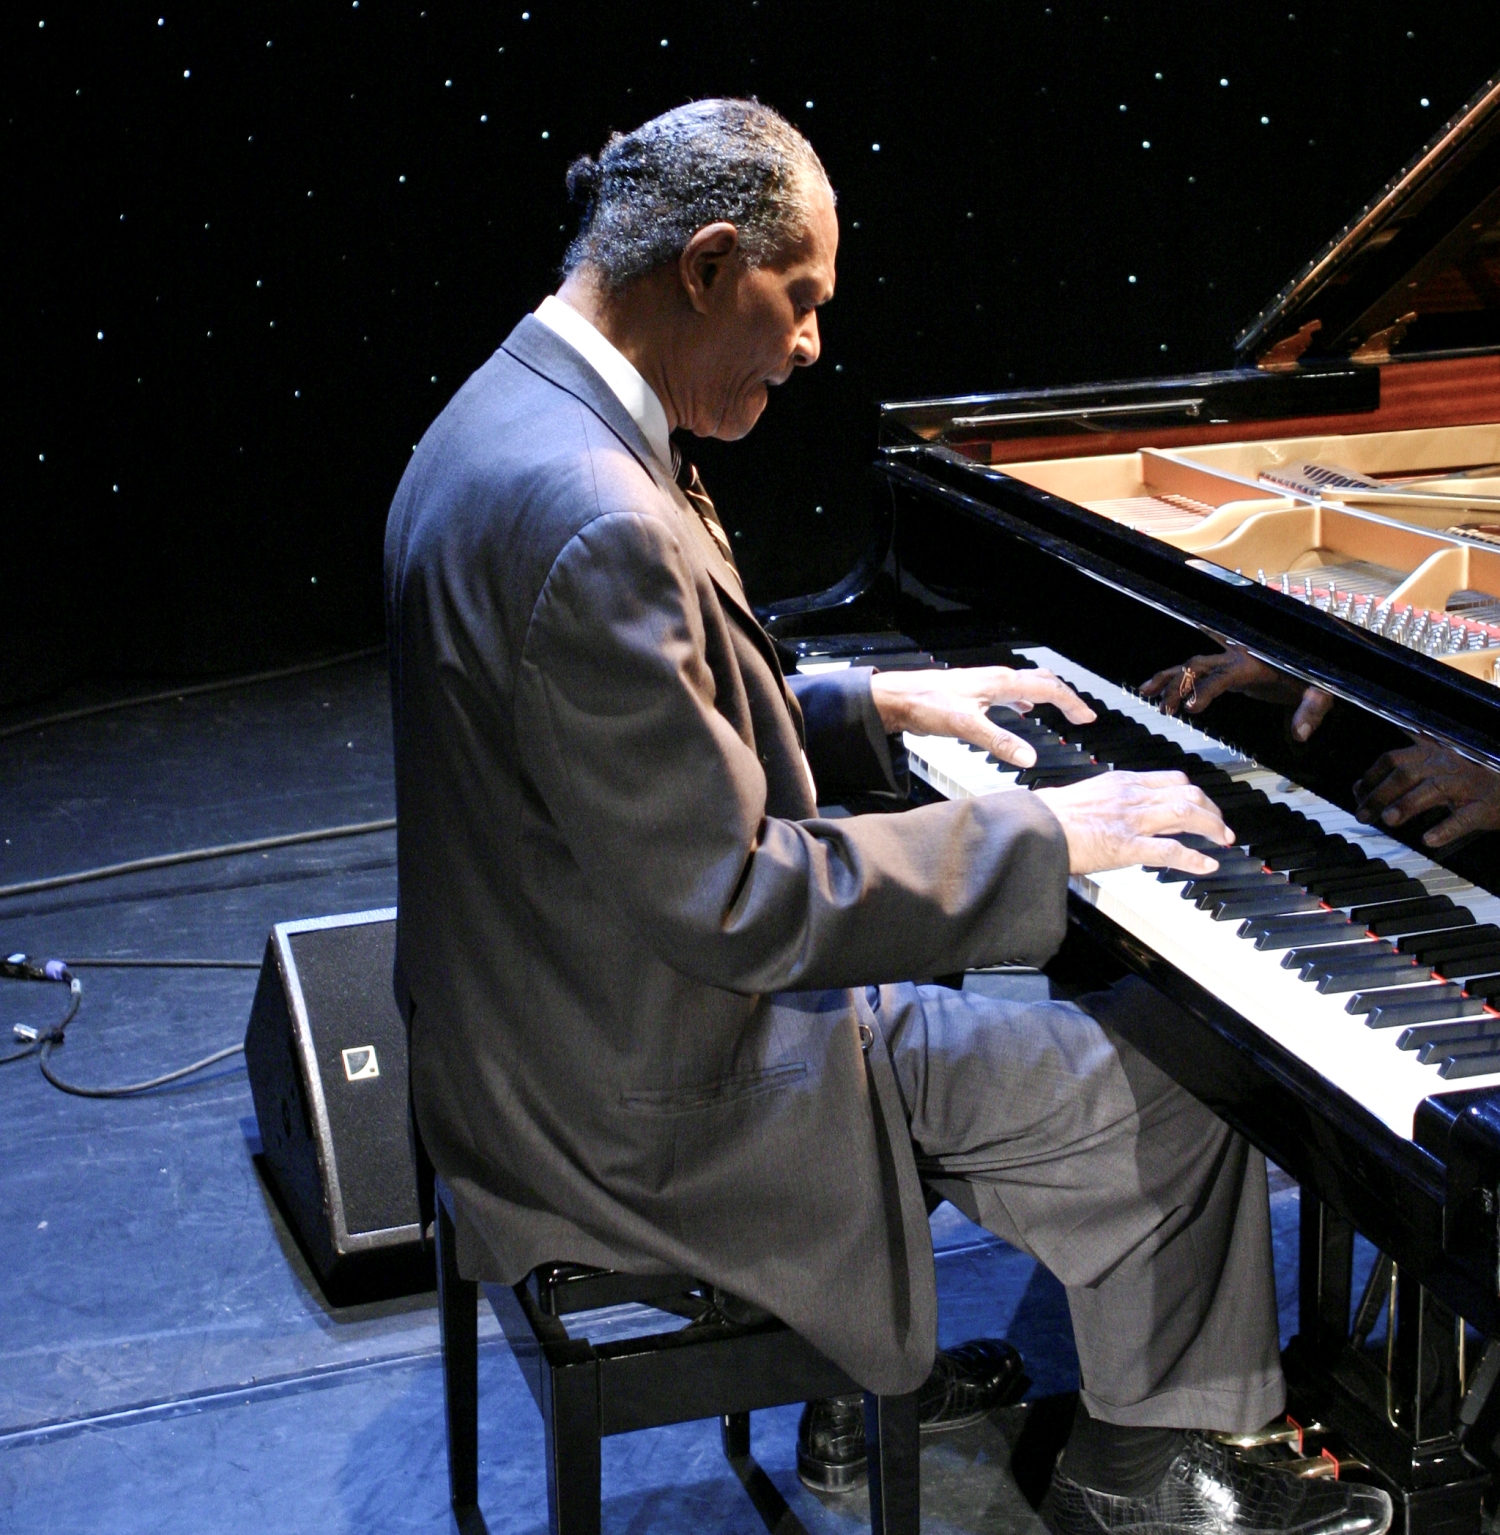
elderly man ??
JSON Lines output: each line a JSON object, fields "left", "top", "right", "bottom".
{"left": 385, "top": 100, "right": 1391, "bottom": 1535}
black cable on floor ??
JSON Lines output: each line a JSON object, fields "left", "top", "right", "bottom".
{"left": 0, "top": 818, "right": 396, "bottom": 902}
{"left": 38, "top": 1038, "right": 245, "bottom": 1099}
{"left": 66, "top": 958, "right": 260, "bottom": 970}
{"left": 0, "top": 645, "right": 386, "bottom": 742}
{"left": 3, "top": 962, "right": 248, "bottom": 1095}
{"left": 1, "top": 977, "right": 81, "bottom": 1066}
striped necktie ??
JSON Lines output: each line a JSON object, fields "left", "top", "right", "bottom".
{"left": 672, "top": 449, "right": 739, "bottom": 574}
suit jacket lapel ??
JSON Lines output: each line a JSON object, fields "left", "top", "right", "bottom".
{"left": 501, "top": 315, "right": 662, "bottom": 482}
{"left": 501, "top": 315, "right": 801, "bottom": 735}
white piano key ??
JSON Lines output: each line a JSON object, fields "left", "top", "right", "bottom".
{"left": 902, "top": 648, "right": 1500, "bottom": 1138}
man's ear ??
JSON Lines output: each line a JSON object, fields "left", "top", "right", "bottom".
{"left": 679, "top": 222, "right": 741, "bottom": 314}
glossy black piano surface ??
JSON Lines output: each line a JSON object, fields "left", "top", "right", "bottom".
{"left": 767, "top": 68, "right": 1500, "bottom": 1522}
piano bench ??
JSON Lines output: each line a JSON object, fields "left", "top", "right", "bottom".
{"left": 433, "top": 1177, "right": 921, "bottom": 1535}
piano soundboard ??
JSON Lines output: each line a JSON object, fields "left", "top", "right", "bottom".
{"left": 902, "top": 646, "right": 1500, "bottom": 1141}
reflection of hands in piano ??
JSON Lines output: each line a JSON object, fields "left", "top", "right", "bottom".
{"left": 1353, "top": 738, "right": 1500, "bottom": 848}
{"left": 869, "top": 665, "right": 1097, "bottom": 769}
{"left": 1035, "top": 770, "right": 1234, "bottom": 876}
{"left": 1140, "top": 646, "right": 1334, "bottom": 742}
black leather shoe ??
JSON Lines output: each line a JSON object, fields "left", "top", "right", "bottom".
{"left": 796, "top": 1338, "right": 1027, "bottom": 1493}
{"left": 1041, "top": 1432, "right": 1394, "bottom": 1535}
{"left": 918, "top": 1338, "right": 1028, "bottom": 1432}
{"left": 797, "top": 1393, "right": 868, "bottom": 1493}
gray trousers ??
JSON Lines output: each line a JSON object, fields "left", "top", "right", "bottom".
{"left": 871, "top": 976, "right": 1285, "bottom": 1433}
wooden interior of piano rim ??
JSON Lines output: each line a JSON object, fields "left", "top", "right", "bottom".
{"left": 996, "top": 422, "right": 1500, "bottom": 684}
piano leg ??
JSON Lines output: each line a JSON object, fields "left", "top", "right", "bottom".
{"left": 1299, "top": 1201, "right": 1356, "bottom": 1361}
{"left": 1285, "top": 1195, "right": 1489, "bottom": 1535}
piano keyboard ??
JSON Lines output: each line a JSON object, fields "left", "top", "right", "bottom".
{"left": 903, "top": 645, "right": 1500, "bottom": 1139}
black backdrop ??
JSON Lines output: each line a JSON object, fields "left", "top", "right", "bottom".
{"left": 9, "top": 2, "right": 1500, "bottom": 707}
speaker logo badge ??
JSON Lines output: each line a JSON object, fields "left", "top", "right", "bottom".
{"left": 342, "top": 1045, "right": 380, "bottom": 1082}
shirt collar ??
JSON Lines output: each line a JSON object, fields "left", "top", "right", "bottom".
{"left": 533, "top": 295, "right": 672, "bottom": 470}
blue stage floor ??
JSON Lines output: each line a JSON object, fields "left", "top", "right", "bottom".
{"left": 0, "top": 656, "right": 1307, "bottom": 1533}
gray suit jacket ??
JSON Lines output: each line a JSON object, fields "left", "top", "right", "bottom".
{"left": 384, "top": 316, "right": 1069, "bottom": 1393}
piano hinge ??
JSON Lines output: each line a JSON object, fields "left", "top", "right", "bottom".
{"left": 1257, "top": 319, "right": 1323, "bottom": 372}
{"left": 1349, "top": 311, "right": 1418, "bottom": 364}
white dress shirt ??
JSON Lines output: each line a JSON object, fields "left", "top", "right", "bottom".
{"left": 534, "top": 294, "right": 673, "bottom": 470}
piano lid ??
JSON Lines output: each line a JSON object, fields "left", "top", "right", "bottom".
{"left": 1239, "top": 71, "right": 1500, "bottom": 370}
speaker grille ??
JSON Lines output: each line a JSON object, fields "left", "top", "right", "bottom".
{"left": 285, "top": 918, "right": 418, "bottom": 1238}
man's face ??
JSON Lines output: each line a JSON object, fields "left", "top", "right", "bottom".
{"left": 683, "top": 180, "right": 838, "bottom": 441}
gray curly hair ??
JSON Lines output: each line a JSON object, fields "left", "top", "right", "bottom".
{"left": 561, "top": 99, "right": 831, "bottom": 290}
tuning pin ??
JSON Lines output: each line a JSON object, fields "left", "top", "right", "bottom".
{"left": 1303, "top": 574, "right": 1314, "bottom": 602}
{"left": 1280, "top": 573, "right": 1291, "bottom": 595}
{"left": 1258, "top": 568, "right": 1267, "bottom": 585}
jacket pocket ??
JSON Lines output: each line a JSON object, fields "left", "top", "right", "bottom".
{"left": 620, "top": 1061, "right": 807, "bottom": 1116}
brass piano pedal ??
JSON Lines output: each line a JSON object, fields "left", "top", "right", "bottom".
{"left": 1284, "top": 1452, "right": 1368, "bottom": 1481}
{"left": 1281, "top": 1455, "right": 1337, "bottom": 1479}
{"left": 1215, "top": 1423, "right": 1301, "bottom": 1451}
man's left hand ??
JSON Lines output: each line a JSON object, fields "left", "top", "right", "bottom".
{"left": 869, "top": 666, "right": 1096, "bottom": 769}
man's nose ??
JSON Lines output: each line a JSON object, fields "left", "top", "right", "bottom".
{"left": 792, "top": 311, "right": 820, "bottom": 368}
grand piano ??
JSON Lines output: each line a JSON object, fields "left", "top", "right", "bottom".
{"left": 765, "top": 69, "right": 1500, "bottom": 1535}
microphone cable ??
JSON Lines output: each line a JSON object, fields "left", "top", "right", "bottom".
{"left": 2, "top": 954, "right": 249, "bottom": 1097}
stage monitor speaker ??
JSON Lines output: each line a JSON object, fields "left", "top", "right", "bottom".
{"left": 244, "top": 908, "right": 432, "bottom": 1302}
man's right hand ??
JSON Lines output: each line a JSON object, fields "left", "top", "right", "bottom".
{"left": 1034, "top": 770, "right": 1234, "bottom": 876}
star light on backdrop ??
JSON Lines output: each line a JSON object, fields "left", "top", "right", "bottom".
{"left": 9, "top": 1, "right": 1499, "bottom": 702}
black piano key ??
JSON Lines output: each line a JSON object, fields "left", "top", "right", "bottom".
{"left": 1303, "top": 948, "right": 1414, "bottom": 978}
{"left": 1203, "top": 782, "right": 1258, "bottom": 802}
{"left": 1368, "top": 907, "right": 1474, "bottom": 940}
{"left": 1396, "top": 1017, "right": 1500, "bottom": 1051}
{"left": 1366, "top": 995, "right": 1489, "bottom": 1029}
{"left": 1243, "top": 834, "right": 1325, "bottom": 862}
{"left": 1103, "top": 746, "right": 1186, "bottom": 768}
{"left": 1438, "top": 1050, "right": 1500, "bottom": 1079}
{"left": 1019, "top": 763, "right": 1110, "bottom": 789}
{"left": 1399, "top": 924, "right": 1500, "bottom": 959}
{"left": 1348, "top": 892, "right": 1453, "bottom": 920}
{"left": 1310, "top": 870, "right": 1416, "bottom": 903}
{"left": 1433, "top": 950, "right": 1500, "bottom": 981}
{"left": 1282, "top": 939, "right": 1392, "bottom": 970}
{"left": 1259, "top": 839, "right": 1340, "bottom": 867}
{"left": 1458, "top": 973, "right": 1500, "bottom": 1000}
{"left": 1213, "top": 890, "right": 1323, "bottom": 921}
{"left": 1419, "top": 1038, "right": 1499, "bottom": 1066}
{"left": 1243, "top": 912, "right": 1357, "bottom": 948}
{"left": 1346, "top": 982, "right": 1463, "bottom": 1015}
{"left": 1277, "top": 846, "right": 1369, "bottom": 876}
{"left": 1319, "top": 885, "right": 1423, "bottom": 914}
{"left": 1344, "top": 893, "right": 1456, "bottom": 926}
{"left": 1310, "top": 959, "right": 1433, "bottom": 994}
{"left": 1158, "top": 853, "right": 1257, "bottom": 884}
{"left": 1185, "top": 872, "right": 1289, "bottom": 904}
{"left": 1338, "top": 982, "right": 1455, "bottom": 1019}
{"left": 1421, "top": 1032, "right": 1500, "bottom": 1065}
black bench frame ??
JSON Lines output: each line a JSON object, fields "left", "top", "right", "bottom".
{"left": 435, "top": 1179, "right": 921, "bottom": 1533}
